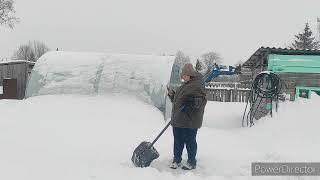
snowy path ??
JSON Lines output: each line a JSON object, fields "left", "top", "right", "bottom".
{"left": 0, "top": 95, "right": 319, "bottom": 180}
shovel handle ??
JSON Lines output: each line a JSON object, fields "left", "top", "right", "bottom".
{"left": 149, "top": 105, "right": 185, "bottom": 148}
{"left": 149, "top": 119, "right": 172, "bottom": 147}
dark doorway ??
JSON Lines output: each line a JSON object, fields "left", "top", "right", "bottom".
{"left": 3, "top": 78, "right": 17, "bottom": 99}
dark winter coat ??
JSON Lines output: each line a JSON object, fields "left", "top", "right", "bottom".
{"left": 168, "top": 73, "right": 207, "bottom": 129}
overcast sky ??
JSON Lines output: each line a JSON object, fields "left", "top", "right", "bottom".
{"left": 0, "top": 0, "right": 319, "bottom": 64}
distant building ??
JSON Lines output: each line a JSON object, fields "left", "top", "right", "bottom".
{"left": 243, "top": 47, "right": 320, "bottom": 101}
{"left": 0, "top": 60, "right": 35, "bottom": 99}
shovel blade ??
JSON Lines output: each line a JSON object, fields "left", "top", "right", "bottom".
{"left": 131, "top": 141, "right": 160, "bottom": 167}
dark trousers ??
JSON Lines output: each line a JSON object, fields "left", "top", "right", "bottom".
{"left": 172, "top": 127, "right": 198, "bottom": 165}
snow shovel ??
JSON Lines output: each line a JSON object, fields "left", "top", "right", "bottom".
{"left": 131, "top": 105, "right": 184, "bottom": 168}
{"left": 131, "top": 119, "right": 172, "bottom": 167}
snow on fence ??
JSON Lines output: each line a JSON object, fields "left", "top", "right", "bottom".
{"left": 205, "top": 82, "right": 251, "bottom": 102}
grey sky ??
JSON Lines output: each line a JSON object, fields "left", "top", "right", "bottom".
{"left": 0, "top": 0, "right": 319, "bottom": 64}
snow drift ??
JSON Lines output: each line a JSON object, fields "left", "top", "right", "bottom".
{"left": 25, "top": 51, "right": 175, "bottom": 113}
{"left": 0, "top": 95, "right": 319, "bottom": 180}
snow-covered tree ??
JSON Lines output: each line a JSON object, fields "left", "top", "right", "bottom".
{"left": 13, "top": 40, "right": 50, "bottom": 61}
{"left": 290, "top": 23, "right": 319, "bottom": 49}
{"left": 0, "top": 0, "right": 19, "bottom": 28}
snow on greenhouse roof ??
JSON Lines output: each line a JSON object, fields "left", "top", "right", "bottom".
{"left": 26, "top": 51, "right": 176, "bottom": 114}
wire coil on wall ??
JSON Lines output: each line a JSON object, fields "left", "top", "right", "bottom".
{"left": 242, "top": 71, "right": 284, "bottom": 127}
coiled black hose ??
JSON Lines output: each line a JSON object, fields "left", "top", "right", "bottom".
{"left": 242, "top": 71, "right": 285, "bottom": 127}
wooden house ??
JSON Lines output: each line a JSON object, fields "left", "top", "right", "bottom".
{"left": 242, "top": 47, "right": 320, "bottom": 101}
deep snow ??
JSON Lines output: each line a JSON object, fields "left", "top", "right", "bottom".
{"left": 0, "top": 94, "right": 319, "bottom": 180}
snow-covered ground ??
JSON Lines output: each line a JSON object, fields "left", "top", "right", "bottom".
{"left": 1, "top": 51, "right": 319, "bottom": 179}
{"left": 0, "top": 94, "right": 319, "bottom": 180}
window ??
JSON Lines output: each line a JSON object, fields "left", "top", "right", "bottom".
{"left": 298, "top": 89, "right": 309, "bottom": 99}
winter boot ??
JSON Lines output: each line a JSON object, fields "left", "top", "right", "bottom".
{"left": 181, "top": 161, "right": 196, "bottom": 170}
{"left": 169, "top": 160, "right": 181, "bottom": 169}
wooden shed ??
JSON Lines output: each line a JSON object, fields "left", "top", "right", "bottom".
{"left": 242, "top": 47, "right": 320, "bottom": 101}
{"left": 0, "top": 60, "right": 35, "bottom": 99}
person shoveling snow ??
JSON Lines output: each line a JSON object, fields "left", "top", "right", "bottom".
{"left": 167, "top": 63, "right": 207, "bottom": 170}
{"left": 132, "top": 63, "right": 207, "bottom": 170}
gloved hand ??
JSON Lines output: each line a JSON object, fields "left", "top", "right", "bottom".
{"left": 168, "top": 89, "right": 175, "bottom": 97}
{"left": 167, "top": 86, "right": 175, "bottom": 97}
{"left": 181, "top": 105, "right": 190, "bottom": 113}
{"left": 167, "top": 89, "right": 175, "bottom": 102}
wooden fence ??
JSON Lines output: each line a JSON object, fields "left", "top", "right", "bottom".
{"left": 205, "top": 82, "right": 251, "bottom": 102}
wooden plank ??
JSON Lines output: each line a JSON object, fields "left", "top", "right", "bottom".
{"left": 15, "top": 64, "right": 19, "bottom": 99}
{"left": 223, "top": 90, "right": 225, "bottom": 102}
{"left": 206, "top": 90, "right": 211, "bottom": 101}
{"left": 17, "top": 64, "right": 24, "bottom": 99}
{"left": 0, "top": 65, "right": 3, "bottom": 86}
{"left": 214, "top": 90, "right": 218, "bottom": 101}
{"left": 9, "top": 64, "right": 14, "bottom": 78}
{"left": 222, "top": 90, "right": 225, "bottom": 102}
{"left": 221, "top": 90, "right": 224, "bottom": 102}
{"left": 240, "top": 91, "right": 244, "bottom": 102}
{"left": 226, "top": 90, "right": 230, "bottom": 102}
{"left": 241, "top": 90, "right": 244, "bottom": 102}
{"left": 2, "top": 64, "right": 7, "bottom": 79}
{"left": 216, "top": 90, "right": 219, "bottom": 101}
{"left": 13, "top": 64, "right": 19, "bottom": 98}
{"left": 231, "top": 89, "right": 234, "bottom": 102}
{"left": 207, "top": 90, "right": 212, "bottom": 101}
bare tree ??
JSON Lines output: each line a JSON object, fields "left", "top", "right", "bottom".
{"left": 317, "top": 17, "right": 320, "bottom": 41}
{"left": 32, "top": 41, "right": 50, "bottom": 59}
{"left": 13, "top": 41, "right": 50, "bottom": 61}
{"left": 174, "top": 50, "right": 190, "bottom": 66}
{"left": 0, "top": 0, "right": 19, "bottom": 28}
{"left": 201, "top": 51, "right": 222, "bottom": 71}
{"left": 14, "top": 44, "right": 33, "bottom": 61}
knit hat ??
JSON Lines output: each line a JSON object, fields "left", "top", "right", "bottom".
{"left": 181, "top": 63, "right": 197, "bottom": 77}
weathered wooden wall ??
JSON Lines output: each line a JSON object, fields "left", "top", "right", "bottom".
{"left": 249, "top": 65, "right": 320, "bottom": 120}
{"left": 277, "top": 73, "right": 320, "bottom": 100}
{"left": 0, "top": 61, "right": 34, "bottom": 99}
{"left": 251, "top": 66, "right": 320, "bottom": 101}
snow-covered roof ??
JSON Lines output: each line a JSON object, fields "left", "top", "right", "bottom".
{"left": 0, "top": 60, "right": 35, "bottom": 65}
{"left": 243, "top": 47, "right": 320, "bottom": 68}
